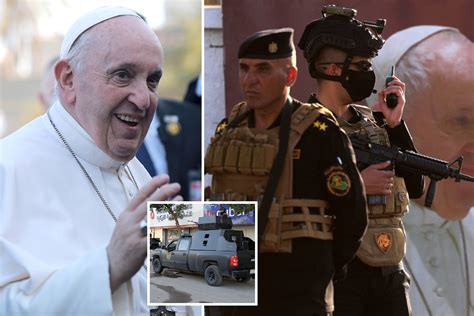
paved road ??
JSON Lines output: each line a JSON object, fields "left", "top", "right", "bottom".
{"left": 149, "top": 269, "right": 256, "bottom": 304}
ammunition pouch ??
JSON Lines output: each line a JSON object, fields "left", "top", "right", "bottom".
{"left": 358, "top": 178, "right": 408, "bottom": 266}
{"left": 206, "top": 127, "right": 279, "bottom": 177}
{"left": 356, "top": 217, "right": 406, "bottom": 266}
{"left": 205, "top": 125, "right": 279, "bottom": 199}
{"left": 368, "top": 177, "right": 409, "bottom": 217}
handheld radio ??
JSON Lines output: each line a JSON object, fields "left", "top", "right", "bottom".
{"left": 385, "top": 66, "right": 398, "bottom": 108}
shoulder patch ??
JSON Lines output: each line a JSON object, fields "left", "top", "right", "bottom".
{"left": 325, "top": 166, "right": 351, "bottom": 196}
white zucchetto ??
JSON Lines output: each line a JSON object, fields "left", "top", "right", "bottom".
{"left": 60, "top": 6, "right": 141, "bottom": 59}
{"left": 366, "top": 25, "right": 458, "bottom": 106}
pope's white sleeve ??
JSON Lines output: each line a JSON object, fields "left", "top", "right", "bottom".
{"left": 0, "top": 239, "right": 113, "bottom": 316}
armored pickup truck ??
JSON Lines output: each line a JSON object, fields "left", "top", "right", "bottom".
{"left": 151, "top": 215, "right": 255, "bottom": 286}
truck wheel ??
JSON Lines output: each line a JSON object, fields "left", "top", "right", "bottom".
{"left": 152, "top": 257, "right": 163, "bottom": 274}
{"left": 236, "top": 276, "right": 251, "bottom": 283}
{"left": 204, "top": 265, "right": 222, "bottom": 286}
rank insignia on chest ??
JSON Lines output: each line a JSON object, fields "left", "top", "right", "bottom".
{"left": 325, "top": 167, "right": 351, "bottom": 196}
{"left": 375, "top": 232, "right": 392, "bottom": 254}
{"left": 293, "top": 149, "right": 301, "bottom": 159}
{"left": 313, "top": 120, "right": 328, "bottom": 131}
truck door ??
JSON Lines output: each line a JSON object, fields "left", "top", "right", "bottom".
{"left": 162, "top": 240, "right": 178, "bottom": 267}
{"left": 173, "top": 237, "right": 191, "bottom": 270}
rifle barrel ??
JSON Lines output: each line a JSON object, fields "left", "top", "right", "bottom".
{"left": 350, "top": 136, "right": 474, "bottom": 182}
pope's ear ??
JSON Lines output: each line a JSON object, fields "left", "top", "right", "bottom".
{"left": 54, "top": 59, "right": 76, "bottom": 105}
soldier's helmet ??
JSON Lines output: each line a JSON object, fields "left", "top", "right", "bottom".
{"left": 298, "top": 5, "right": 386, "bottom": 77}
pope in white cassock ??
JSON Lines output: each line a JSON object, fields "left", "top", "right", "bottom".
{"left": 367, "top": 26, "right": 474, "bottom": 316}
{"left": 0, "top": 7, "right": 182, "bottom": 315}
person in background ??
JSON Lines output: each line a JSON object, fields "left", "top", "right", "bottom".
{"left": 38, "top": 56, "right": 59, "bottom": 110}
{"left": 0, "top": 6, "right": 181, "bottom": 315}
{"left": 298, "top": 5, "right": 424, "bottom": 315}
{"left": 367, "top": 25, "right": 474, "bottom": 316}
{"left": 136, "top": 97, "right": 201, "bottom": 201}
{"left": 183, "top": 74, "right": 202, "bottom": 106}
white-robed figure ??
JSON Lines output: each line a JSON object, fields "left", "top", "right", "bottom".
{"left": 0, "top": 6, "right": 182, "bottom": 315}
{"left": 367, "top": 26, "right": 474, "bottom": 316}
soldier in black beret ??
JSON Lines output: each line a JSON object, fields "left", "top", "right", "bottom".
{"left": 205, "top": 28, "right": 368, "bottom": 316}
{"left": 238, "top": 28, "right": 295, "bottom": 59}
{"left": 298, "top": 5, "right": 424, "bottom": 316}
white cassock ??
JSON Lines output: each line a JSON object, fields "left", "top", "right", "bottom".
{"left": 0, "top": 101, "right": 150, "bottom": 315}
{"left": 404, "top": 202, "right": 474, "bottom": 316}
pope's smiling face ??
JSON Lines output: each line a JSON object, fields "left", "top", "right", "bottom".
{"left": 65, "top": 16, "right": 163, "bottom": 162}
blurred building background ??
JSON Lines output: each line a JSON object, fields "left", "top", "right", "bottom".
{"left": 149, "top": 202, "right": 255, "bottom": 245}
{"left": 0, "top": 0, "right": 201, "bottom": 138}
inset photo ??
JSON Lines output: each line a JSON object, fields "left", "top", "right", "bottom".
{"left": 147, "top": 202, "right": 257, "bottom": 305}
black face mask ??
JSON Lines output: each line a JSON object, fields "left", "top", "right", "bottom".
{"left": 341, "top": 69, "right": 376, "bottom": 102}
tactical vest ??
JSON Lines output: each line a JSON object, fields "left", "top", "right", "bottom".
{"left": 205, "top": 101, "right": 335, "bottom": 253}
{"left": 339, "top": 104, "right": 409, "bottom": 267}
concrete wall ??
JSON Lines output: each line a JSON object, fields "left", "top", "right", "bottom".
{"left": 204, "top": 6, "right": 225, "bottom": 188}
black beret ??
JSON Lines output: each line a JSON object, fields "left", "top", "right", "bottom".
{"left": 238, "top": 28, "right": 295, "bottom": 59}
{"left": 298, "top": 14, "right": 385, "bottom": 60}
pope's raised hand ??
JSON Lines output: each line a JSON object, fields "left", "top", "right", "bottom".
{"left": 106, "top": 175, "right": 182, "bottom": 293}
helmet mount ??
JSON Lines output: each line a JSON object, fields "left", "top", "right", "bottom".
{"left": 298, "top": 5, "right": 386, "bottom": 79}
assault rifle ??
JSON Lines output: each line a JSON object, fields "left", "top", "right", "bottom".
{"left": 350, "top": 136, "right": 474, "bottom": 207}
